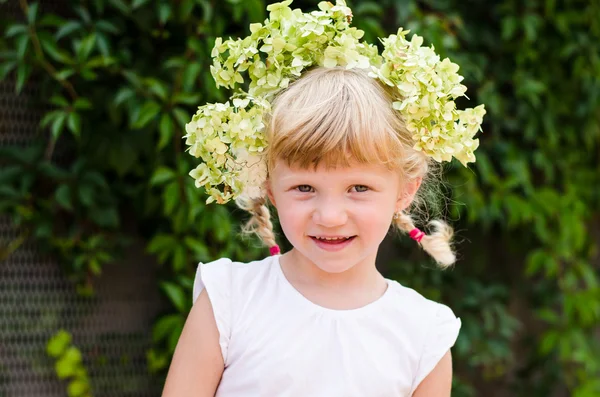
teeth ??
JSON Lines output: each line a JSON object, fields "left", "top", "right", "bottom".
{"left": 316, "top": 237, "right": 349, "bottom": 241}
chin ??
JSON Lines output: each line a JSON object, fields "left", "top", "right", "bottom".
{"left": 302, "top": 249, "right": 363, "bottom": 274}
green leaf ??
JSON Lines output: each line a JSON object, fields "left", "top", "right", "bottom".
{"left": 152, "top": 314, "right": 182, "bottom": 343}
{"left": 73, "top": 98, "right": 92, "bottom": 110}
{"left": 163, "top": 182, "right": 180, "bottom": 216}
{"left": 172, "top": 245, "right": 186, "bottom": 272}
{"left": 72, "top": 5, "right": 90, "bottom": 23}
{"left": 132, "top": 0, "right": 151, "bottom": 8}
{"left": 539, "top": 330, "right": 560, "bottom": 356}
{"left": 51, "top": 112, "right": 68, "bottom": 140}
{"left": 172, "top": 107, "right": 189, "bottom": 128}
{"left": 82, "top": 171, "right": 109, "bottom": 190}
{"left": 67, "top": 112, "right": 82, "bottom": 136}
{"left": 88, "top": 258, "right": 102, "bottom": 276}
{"left": 0, "top": 61, "right": 17, "bottom": 81}
{"left": 113, "top": 87, "right": 135, "bottom": 106}
{"left": 16, "top": 34, "right": 29, "bottom": 60}
{"left": 96, "top": 20, "right": 119, "bottom": 34}
{"left": 184, "top": 237, "right": 209, "bottom": 261}
{"left": 40, "top": 110, "right": 61, "bottom": 128}
{"left": 133, "top": 101, "right": 161, "bottom": 128}
{"left": 158, "top": 113, "right": 174, "bottom": 150}
{"left": 96, "top": 32, "right": 111, "bottom": 57}
{"left": 108, "top": 0, "right": 130, "bottom": 14}
{"left": 55, "top": 357, "right": 76, "bottom": 379}
{"left": 78, "top": 33, "right": 97, "bottom": 61}
{"left": 15, "top": 63, "right": 31, "bottom": 94}
{"left": 50, "top": 95, "right": 69, "bottom": 107}
{"left": 148, "top": 79, "right": 168, "bottom": 100}
{"left": 56, "top": 21, "right": 81, "bottom": 40}
{"left": 501, "top": 17, "right": 518, "bottom": 41}
{"left": 62, "top": 346, "right": 83, "bottom": 365}
{"left": 160, "top": 281, "right": 187, "bottom": 312}
{"left": 158, "top": 2, "right": 172, "bottom": 25}
{"left": 147, "top": 349, "right": 169, "bottom": 373}
{"left": 55, "top": 184, "right": 73, "bottom": 211}
{"left": 27, "top": 2, "right": 39, "bottom": 25}
{"left": 150, "top": 166, "right": 176, "bottom": 186}
{"left": 40, "top": 32, "right": 70, "bottom": 63}
{"left": 147, "top": 234, "right": 176, "bottom": 255}
{"left": 179, "top": 0, "right": 196, "bottom": 20}
{"left": 55, "top": 69, "right": 75, "bottom": 80}
{"left": 122, "top": 70, "right": 142, "bottom": 88}
{"left": 0, "top": 165, "right": 21, "bottom": 185}
{"left": 5, "top": 24, "right": 28, "bottom": 37}
{"left": 163, "top": 57, "right": 185, "bottom": 69}
{"left": 182, "top": 62, "right": 202, "bottom": 89}
{"left": 67, "top": 379, "right": 88, "bottom": 397}
{"left": 354, "top": 2, "right": 383, "bottom": 16}
{"left": 39, "top": 14, "right": 65, "bottom": 27}
{"left": 47, "top": 330, "right": 72, "bottom": 358}
{"left": 77, "top": 183, "right": 95, "bottom": 207}
{"left": 90, "top": 207, "right": 119, "bottom": 228}
{"left": 173, "top": 93, "right": 201, "bottom": 106}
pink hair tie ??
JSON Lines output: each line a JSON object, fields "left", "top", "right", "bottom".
{"left": 269, "top": 245, "right": 281, "bottom": 256}
{"left": 409, "top": 228, "right": 426, "bottom": 243}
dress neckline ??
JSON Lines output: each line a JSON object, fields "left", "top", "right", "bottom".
{"left": 272, "top": 255, "right": 394, "bottom": 317}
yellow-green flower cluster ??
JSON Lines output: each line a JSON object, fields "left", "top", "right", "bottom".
{"left": 185, "top": 0, "right": 485, "bottom": 204}
{"left": 185, "top": 97, "right": 269, "bottom": 204}
{"left": 209, "top": 0, "right": 378, "bottom": 98}
{"left": 371, "top": 29, "right": 486, "bottom": 166}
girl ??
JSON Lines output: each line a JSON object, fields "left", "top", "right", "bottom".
{"left": 163, "top": 1, "right": 484, "bottom": 396}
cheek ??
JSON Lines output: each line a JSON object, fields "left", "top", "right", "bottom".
{"left": 356, "top": 206, "right": 393, "bottom": 237}
{"left": 273, "top": 197, "right": 309, "bottom": 235}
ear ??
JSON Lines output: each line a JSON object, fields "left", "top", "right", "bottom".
{"left": 396, "top": 177, "right": 422, "bottom": 212}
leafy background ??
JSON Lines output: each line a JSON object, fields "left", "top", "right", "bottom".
{"left": 0, "top": 0, "right": 598, "bottom": 396}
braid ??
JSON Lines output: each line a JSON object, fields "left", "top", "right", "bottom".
{"left": 394, "top": 211, "right": 456, "bottom": 268}
{"left": 236, "top": 196, "right": 278, "bottom": 249}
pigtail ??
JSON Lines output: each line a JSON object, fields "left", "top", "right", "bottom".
{"left": 236, "top": 196, "right": 278, "bottom": 252}
{"left": 394, "top": 211, "right": 456, "bottom": 268}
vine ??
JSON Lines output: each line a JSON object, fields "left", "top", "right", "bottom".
{"left": 0, "top": 0, "right": 598, "bottom": 395}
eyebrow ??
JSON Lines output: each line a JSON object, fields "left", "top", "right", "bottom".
{"left": 279, "top": 172, "right": 389, "bottom": 185}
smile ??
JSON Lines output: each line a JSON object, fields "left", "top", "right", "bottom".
{"left": 309, "top": 235, "right": 356, "bottom": 251}
{"left": 312, "top": 236, "right": 354, "bottom": 241}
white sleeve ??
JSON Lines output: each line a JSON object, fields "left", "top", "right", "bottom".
{"left": 192, "top": 258, "right": 233, "bottom": 364}
{"left": 410, "top": 303, "right": 461, "bottom": 395}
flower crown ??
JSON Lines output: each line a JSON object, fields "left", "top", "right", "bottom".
{"left": 184, "top": 0, "right": 486, "bottom": 204}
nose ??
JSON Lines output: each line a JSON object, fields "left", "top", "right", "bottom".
{"left": 312, "top": 196, "right": 348, "bottom": 227}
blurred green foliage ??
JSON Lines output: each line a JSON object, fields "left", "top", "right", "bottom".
{"left": 0, "top": 0, "right": 598, "bottom": 396}
{"left": 47, "top": 329, "right": 93, "bottom": 397}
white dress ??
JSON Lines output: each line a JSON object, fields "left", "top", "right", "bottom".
{"left": 192, "top": 255, "right": 461, "bottom": 397}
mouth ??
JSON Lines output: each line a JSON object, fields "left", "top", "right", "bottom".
{"left": 310, "top": 236, "right": 355, "bottom": 242}
{"left": 309, "top": 235, "right": 357, "bottom": 251}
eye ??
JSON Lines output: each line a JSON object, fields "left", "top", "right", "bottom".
{"left": 295, "top": 185, "right": 314, "bottom": 193}
{"left": 352, "top": 185, "right": 370, "bottom": 193}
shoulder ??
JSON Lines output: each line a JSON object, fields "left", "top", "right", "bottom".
{"left": 190, "top": 255, "right": 276, "bottom": 365}
{"left": 387, "top": 280, "right": 458, "bottom": 326}
{"left": 386, "top": 281, "right": 461, "bottom": 395}
{"left": 193, "top": 255, "right": 275, "bottom": 304}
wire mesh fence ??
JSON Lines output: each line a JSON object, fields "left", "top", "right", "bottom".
{"left": 1, "top": 2, "right": 165, "bottom": 396}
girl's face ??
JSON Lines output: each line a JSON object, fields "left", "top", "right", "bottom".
{"left": 267, "top": 158, "right": 420, "bottom": 274}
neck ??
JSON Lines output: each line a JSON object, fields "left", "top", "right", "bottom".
{"left": 281, "top": 248, "right": 383, "bottom": 292}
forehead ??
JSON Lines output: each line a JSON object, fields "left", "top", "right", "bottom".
{"left": 271, "top": 158, "right": 397, "bottom": 181}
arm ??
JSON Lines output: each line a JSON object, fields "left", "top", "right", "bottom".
{"left": 162, "top": 289, "right": 225, "bottom": 397}
{"left": 412, "top": 350, "right": 453, "bottom": 397}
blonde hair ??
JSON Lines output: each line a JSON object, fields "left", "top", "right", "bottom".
{"left": 237, "top": 67, "right": 456, "bottom": 268}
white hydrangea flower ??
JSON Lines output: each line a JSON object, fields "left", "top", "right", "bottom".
{"left": 186, "top": 0, "right": 485, "bottom": 204}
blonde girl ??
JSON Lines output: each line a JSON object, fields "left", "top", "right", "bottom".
{"left": 163, "top": 1, "right": 484, "bottom": 396}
